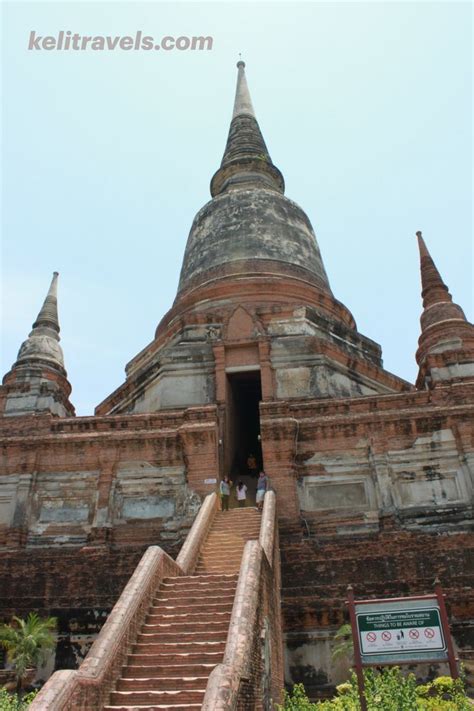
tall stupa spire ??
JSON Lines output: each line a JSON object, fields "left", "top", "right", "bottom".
{"left": 176, "top": 62, "right": 333, "bottom": 300}
{"left": 210, "top": 61, "right": 284, "bottom": 196}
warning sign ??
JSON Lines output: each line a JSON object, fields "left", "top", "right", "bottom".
{"left": 357, "top": 607, "right": 445, "bottom": 656}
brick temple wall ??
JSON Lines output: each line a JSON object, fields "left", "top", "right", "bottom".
{"left": 260, "top": 381, "right": 474, "bottom": 695}
{"left": 0, "top": 405, "right": 220, "bottom": 677}
{"left": 1, "top": 381, "right": 473, "bottom": 695}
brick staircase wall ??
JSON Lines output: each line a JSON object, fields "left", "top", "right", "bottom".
{"left": 28, "top": 492, "right": 220, "bottom": 711}
{"left": 202, "top": 491, "right": 283, "bottom": 710}
{"left": 29, "top": 492, "right": 283, "bottom": 710}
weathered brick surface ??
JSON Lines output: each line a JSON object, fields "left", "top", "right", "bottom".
{"left": 259, "top": 384, "right": 474, "bottom": 696}
{"left": 0, "top": 408, "right": 220, "bottom": 674}
{"left": 29, "top": 546, "right": 183, "bottom": 711}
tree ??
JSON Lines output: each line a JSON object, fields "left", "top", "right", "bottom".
{"left": 331, "top": 623, "right": 354, "bottom": 665}
{"left": 0, "top": 613, "right": 57, "bottom": 692}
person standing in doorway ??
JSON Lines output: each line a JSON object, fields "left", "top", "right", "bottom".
{"left": 256, "top": 470, "right": 268, "bottom": 512}
{"left": 236, "top": 481, "right": 247, "bottom": 508}
{"left": 220, "top": 475, "right": 232, "bottom": 511}
{"left": 247, "top": 453, "right": 258, "bottom": 479}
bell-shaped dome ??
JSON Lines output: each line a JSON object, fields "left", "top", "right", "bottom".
{"left": 178, "top": 188, "right": 330, "bottom": 294}
{"left": 176, "top": 62, "right": 332, "bottom": 297}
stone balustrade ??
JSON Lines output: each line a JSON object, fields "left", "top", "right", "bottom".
{"left": 202, "top": 490, "right": 283, "bottom": 709}
{"left": 29, "top": 493, "right": 218, "bottom": 710}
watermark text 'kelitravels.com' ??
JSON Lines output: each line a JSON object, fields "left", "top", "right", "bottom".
{"left": 28, "top": 31, "right": 213, "bottom": 51}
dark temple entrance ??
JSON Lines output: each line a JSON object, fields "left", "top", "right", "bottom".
{"left": 225, "top": 370, "right": 262, "bottom": 504}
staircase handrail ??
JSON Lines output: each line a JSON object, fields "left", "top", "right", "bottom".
{"left": 202, "top": 490, "right": 281, "bottom": 709}
{"left": 176, "top": 491, "right": 218, "bottom": 573}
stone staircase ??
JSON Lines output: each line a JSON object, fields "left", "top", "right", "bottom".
{"left": 103, "top": 507, "right": 261, "bottom": 710}
{"left": 195, "top": 507, "right": 261, "bottom": 574}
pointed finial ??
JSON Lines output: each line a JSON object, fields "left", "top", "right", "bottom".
{"left": 13, "top": 271, "right": 64, "bottom": 369}
{"left": 210, "top": 63, "right": 285, "bottom": 197}
{"left": 32, "top": 271, "right": 60, "bottom": 334}
{"left": 232, "top": 59, "right": 255, "bottom": 119}
{"left": 416, "top": 232, "right": 450, "bottom": 308}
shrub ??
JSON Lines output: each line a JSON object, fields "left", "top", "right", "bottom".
{"left": 278, "top": 669, "right": 471, "bottom": 710}
{"left": 0, "top": 689, "right": 37, "bottom": 711}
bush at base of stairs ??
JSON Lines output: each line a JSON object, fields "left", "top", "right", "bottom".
{"left": 278, "top": 668, "right": 472, "bottom": 710}
{"left": 0, "top": 689, "right": 37, "bottom": 711}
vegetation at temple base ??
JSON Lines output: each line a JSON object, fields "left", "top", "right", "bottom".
{"left": 331, "top": 623, "right": 353, "bottom": 666}
{"left": 278, "top": 668, "right": 472, "bottom": 710}
{"left": 0, "top": 689, "right": 37, "bottom": 711}
{"left": 0, "top": 613, "right": 57, "bottom": 692}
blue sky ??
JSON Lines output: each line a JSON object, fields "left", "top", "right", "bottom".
{"left": 2, "top": 1, "right": 472, "bottom": 415}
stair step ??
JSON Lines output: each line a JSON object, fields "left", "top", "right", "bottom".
{"left": 142, "top": 620, "right": 229, "bottom": 633}
{"left": 104, "top": 705, "right": 202, "bottom": 710}
{"left": 212, "top": 525, "right": 259, "bottom": 528}
{"left": 153, "top": 586, "right": 236, "bottom": 600}
{"left": 127, "top": 651, "right": 223, "bottom": 665}
{"left": 132, "top": 641, "right": 226, "bottom": 654}
{"left": 197, "top": 553, "right": 244, "bottom": 561}
{"left": 162, "top": 573, "right": 238, "bottom": 586}
{"left": 194, "top": 566, "right": 239, "bottom": 570}
{"left": 205, "top": 539, "right": 257, "bottom": 544}
{"left": 146, "top": 611, "right": 231, "bottom": 625}
{"left": 161, "top": 580, "right": 237, "bottom": 592}
{"left": 121, "top": 663, "right": 218, "bottom": 678}
{"left": 149, "top": 601, "right": 233, "bottom": 615}
{"left": 211, "top": 520, "right": 260, "bottom": 525}
{"left": 117, "top": 676, "right": 210, "bottom": 691}
{"left": 109, "top": 689, "right": 205, "bottom": 705}
{"left": 195, "top": 566, "right": 241, "bottom": 573}
{"left": 137, "top": 630, "right": 227, "bottom": 643}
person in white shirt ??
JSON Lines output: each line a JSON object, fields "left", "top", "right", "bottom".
{"left": 236, "top": 480, "right": 247, "bottom": 508}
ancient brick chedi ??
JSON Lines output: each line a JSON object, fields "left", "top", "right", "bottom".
{"left": 1, "top": 62, "right": 473, "bottom": 696}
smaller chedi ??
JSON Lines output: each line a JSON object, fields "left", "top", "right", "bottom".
{"left": 1, "top": 272, "right": 74, "bottom": 417}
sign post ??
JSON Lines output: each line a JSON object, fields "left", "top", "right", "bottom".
{"left": 346, "top": 581, "right": 458, "bottom": 709}
{"left": 346, "top": 585, "right": 367, "bottom": 711}
{"left": 434, "top": 578, "right": 459, "bottom": 680}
